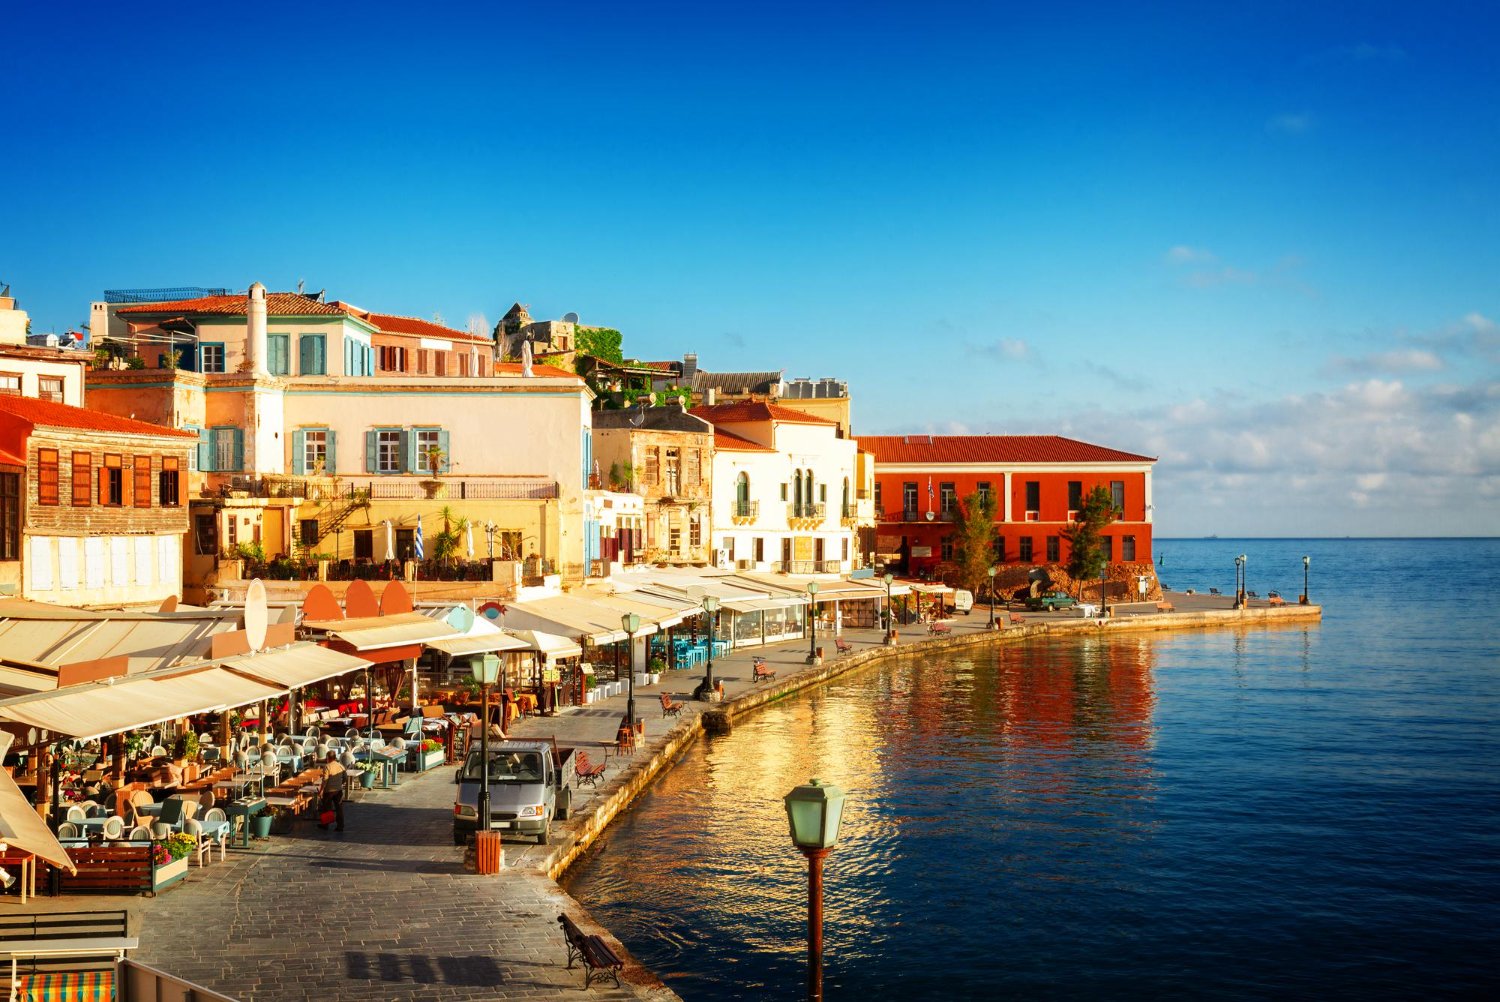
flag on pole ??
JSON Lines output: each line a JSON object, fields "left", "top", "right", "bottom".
{"left": 413, "top": 517, "right": 425, "bottom": 560}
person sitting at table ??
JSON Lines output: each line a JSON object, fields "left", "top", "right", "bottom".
{"left": 318, "top": 752, "right": 346, "bottom": 832}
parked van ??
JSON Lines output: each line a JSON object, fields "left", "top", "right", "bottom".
{"left": 453, "top": 739, "right": 571, "bottom": 846}
{"left": 953, "top": 590, "right": 974, "bottom": 614}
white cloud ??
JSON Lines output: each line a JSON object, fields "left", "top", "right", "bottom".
{"left": 1185, "top": 266, "right": 1258, "bottom": 288}
{"left": 1165, "top": 245, "right": 1215, "bottom": 264}
{"left": 1326, "top": 348, "right": 1444, "bottom": 376}
{"left": 1267, "top": 112, "right": 1315, "bottom": 135}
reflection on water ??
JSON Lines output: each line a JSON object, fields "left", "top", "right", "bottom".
{"left": 563, "top": 637, "right": 1164, "bottom": 999}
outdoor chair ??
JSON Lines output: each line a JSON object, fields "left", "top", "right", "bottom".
{"left": 304, "top": 726, "right": 320, "bottom": 739}
{"left": 65, "top": 806, "right": 87, "bottom": 823}
{"left": 101, "top": 816, "right": 124, "bottom": 840}
{"left": 55, "top": 822, "right": 79, "bottom": 839}
{"left": 149, "top": 745, "right": 168, "bottom": 758}
{"left": 128, "top": 826, "right": 152, "bottom": 841}
{"left": 182, "top": 820, "right": 215, "bottom": 867}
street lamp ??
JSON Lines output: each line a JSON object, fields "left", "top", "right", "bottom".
{"left": 1233, "top": 555, "right": 1242, "bottom": 607}
{"left": 806, "top": 580, "right": 820, "bottom": 663}
{"left": 621, "top": 612, "right": 641, "bottom": 733}
{"left": 1240, "top": 553, "right": 1249, "bottom": 608}
{"left": 784, "top": 778, "right": 847, "bottom": 1002}
{"left": 472, "top": 653, "right": 500, "bottom": 841}
{"left": 1302, "top": 555, "right": 1310, "bottom": 604}
{"left": 987, "top": 566, "right": 997, "bottom": 629}
{"left": 698, "top": 595, "right": 721, "bottom": 699}
{"left": 882, "top": 572, "right": 895, "bottom": 644}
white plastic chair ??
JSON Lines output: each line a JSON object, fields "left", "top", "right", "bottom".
{"left": 182, "top": 820, "right": 213, "bottom": 867}
{"left": 56, "top": 822, "right": 79, "bottom": 839}
{"left": 102, "top": 815, "right": 124, "bottom": 840}
{"left": 128, "top": 826, "right": 152, "bottom": 841}
{"left": 65, "top": 805, "right": 86, "bottom": 823}
{"left": 149, "top": 744, "right": 168, "bottom": 758}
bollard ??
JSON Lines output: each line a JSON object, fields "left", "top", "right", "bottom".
{"left": 475, "top": 831, "right": 504, "bottom": 874}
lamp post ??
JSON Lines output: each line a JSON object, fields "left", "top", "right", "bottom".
{"left": 472, "top": 653, "right": 500, "bottom": 840}
{"left": 987, "top": 566, "right": 997, "bottom": 628}
{"left": 883, "top": 572, "right": 895, "bottom": 643}
{"left": 1302, "top": 555, "right": 1310, "bottom": 604}
{"left": 1233, "top": 555, "right": 1241, "bottom": 607}
{"left": 784, "top": 778, "right": 847, "bottom": 1002}
{"left": 621, "top": 612, "right": 641, "bottom": 733}
{"left": 697, "top": 595, "right": 721, "bottom": 699}
{"left": 1240, "top": 553, "right": 1249, "bottom": 608}
{"left": 806, "top": 581, "right": 820, "bottom": 663}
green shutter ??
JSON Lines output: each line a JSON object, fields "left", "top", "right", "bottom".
{"left": 365, "top": 431, "right": 378, "bottom": 473}
{"left": 400, "top": 429, "right": 413, "bottom": 474}
{"left": 230, "top": 428, "right": 244, "bottom": 471}
{"left": 325, "top": 430, "right": 338, "bottom": 474}
{"left": 437, "top": 429, "right": 450, "bottom": 472}
{"left": 292, "top": 430, "right": 307, "bottom": 475}
{"left": 196, "top": 427, "right": 213, "bottom": 472}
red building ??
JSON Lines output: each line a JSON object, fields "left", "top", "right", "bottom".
{"left": 861, "top": 435, "right": 1156, "bottom": 576}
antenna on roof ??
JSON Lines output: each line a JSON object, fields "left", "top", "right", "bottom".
{"left": 297, "top": 279, "right": 305, "bottom": 295}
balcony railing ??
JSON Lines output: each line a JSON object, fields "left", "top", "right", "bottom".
{"left": 841, "top": 503, "right": 859, "bottom": 519}
{"left": 731, "top": 499, "right": 758, "bottom": 523}
{"left": 787, "top": 502, "right": 826, "bottom": 522}
{"left": 210, "top": 475, "right": 558, "bottom": 501}
{"left": 785, "top": 559, "right": 843, "bottom": 574}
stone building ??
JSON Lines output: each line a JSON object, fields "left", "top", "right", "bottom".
{"left": 591, "top": 404, "right": 714, "bottom": 566}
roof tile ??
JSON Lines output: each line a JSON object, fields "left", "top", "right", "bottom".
{"left": 713, "top": 429, "right": 775, "bottom": 452}
{"left": 0, "top": 395, "right": 198, "bottom": 439}
{"left": 859, "top": 435, "right": 1155, "bottom": 465}
{"left": 117, "top": 293, "right": 348, "bottom": 317}
{"left": 689, "top": 400, "right": 836, "bottom": 426}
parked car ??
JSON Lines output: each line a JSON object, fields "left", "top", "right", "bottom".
{"left": 453, "top": 739, "right": 572, "bottom": 846}
{"left": 1026, "top": 591, "right": 1077, "bottom": 611}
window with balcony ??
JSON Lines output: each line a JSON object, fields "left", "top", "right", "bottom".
{"left": 38, "top": 377, "right": 65, "bottom": 403}
{"left": 201, "top": 344, "right": 226, "bottom": 373}
{"left": 1019, "top": 536, "right": 1033, "bottom": 562}
{"left": 38, "top": 448, "right": 59, "bottom": 506}
{"left": 134, "top": 456, "right": 152, "bottom": 507}
{"left": 902, "top": 482, "right": 918, "bottom": 516}
{"left": 71, "top": 452, "right": 91, "bottom": 506}
{"left": 159, "top": 457, "right": 180, "bottom": 507}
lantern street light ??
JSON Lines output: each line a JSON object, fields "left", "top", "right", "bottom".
{"left": 806, "top": 581, "right": 820, "bottom": 663}
{"left": 784, "top": 778, "right": 847, "bottom": 1002}
{"left": 987, "top": 566, "right": 998, "bottom": 629}
{"left": 472, "top": 653, "right": 500, "bottom": 840}
{"left": 1233, "top": 555, "right": 1242, "bottom": 607}
{"left": 697, "top": 595, "right": 722, "bottom": 699}
{"left": 1239, "top": 553, "right": 1249, "bottom": 608}
{"left": 882, "top": 572, "right": 895, "bottom": 644}
{"left": 1302, "top": 555, "right": 1311, "bottom": 605}
{"left": 620, "top": 612, "right": 641, "bottom": 733}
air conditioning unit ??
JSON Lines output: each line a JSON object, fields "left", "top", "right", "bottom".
{"left": 715, "top": 549, "right": 731, "bottom": 569}
{"left": 736, "top": 559, "right": 753, "bottom": 570}
{"left": 1025, "top": 511, "right": 1040, "bottom": 521}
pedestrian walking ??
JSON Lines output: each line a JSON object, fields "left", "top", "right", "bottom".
{"left": 319, "top": 751, "right": 347, "bottom": 832}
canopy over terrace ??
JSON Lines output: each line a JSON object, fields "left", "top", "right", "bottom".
{"left": 502, "top": 595, "right": 648, "bottom": 645}
{"left": 0, "top": 751, "right": 74, "bottom": 872}
{"left": 0, "top": 602, "right": 242, "bottom": 679}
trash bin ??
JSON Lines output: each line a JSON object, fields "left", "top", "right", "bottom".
{"left": 475, "top": 831, "right": 503, "bottom": 874}
{"left": 556, "top": 785, "right": 573, "bottom": 821}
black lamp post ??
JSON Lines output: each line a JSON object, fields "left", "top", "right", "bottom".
{"left": 1233, "top": 555, "right": 1241, "bottom": 607}
{"left": 784, "top": 778, "right": 847, "bottom": 1002}
{"left": 1302, "top": 555, "right": 1310, "bottom": 604}
{"left": 697, "top": 595, "right": 721, "bottom": 699}
{"left": 473, "top": 653, "right": 499, "bottom": 840}
{"left": 987, "top": 566, "right": 997, "bottom": 628}
{"left": 1240, "top": 553, "right": 1249, "bottom": 608}
{"left": 806, "top": 581, "right": 820, "bottom": 662}
{"left": 883, "top": 572, "right": 895, "bottom": 643}
{"left": 621, "top": 612, "right": 641, "bottom": 733}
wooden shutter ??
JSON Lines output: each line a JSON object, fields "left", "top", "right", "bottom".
{"left": 292, "top": 430, "right": 307, "bottom": 475}
{"left": 365, "top": 431, "right": 378, "bottom": 473}
{"left": 230, "top": 429, "right": 244, "bottom": 471}
{"left": 436, "top": 430, "right": 450, "bottom": 472}
{"left": 325, "top": 430, "right": 338, "bottom": 474}
{"left": 134, "top": 456, "right": 152, "bottom": 507}
{"left": 196, "top": 428, "right": 213, "bottom": 472}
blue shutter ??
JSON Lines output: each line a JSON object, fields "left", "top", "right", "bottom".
{"left": 292, "top": 430, "right": 307, "bottom": 475}
{"left": 299, "top": 335, "right": 314, "bottom": 375}
{"left": 314, "top": 335, "right": 326, "bottom": 374}
{"left": 230, "top": 428, "right": 244, "bottom": 472}
{"left": 365, "top": 431, "right": 378, "bottom": 473}
{"left": 437, "top": 430, "right": 450, "bottom": 472}
{"left": 325, "top": 430, "right": 338, "bottom": 474}
{"left": 400, "top": 429, "right": 413, "bottom": 474}
{"left": 196, "top": 427, "right": 213, "bottom": 472}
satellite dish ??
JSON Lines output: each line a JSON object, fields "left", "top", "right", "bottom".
{"left": 563, "top": 312, "right": 580, "bottom": 324}
{"left": 245, "top": 579, "right": 269, "bottom": 653}
{"left": 447, "top": 604, "right": 476, "bottom": 634}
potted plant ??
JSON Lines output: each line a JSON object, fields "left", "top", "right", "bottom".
{"left": 152, "top": 835, "right": 194, "bottom": 890}
{"left": 420, "top": 443, "right": 447, "bottom": 499}
{"left": 172, "top": 732, "right": 199, "bottom": 765}
{"left": 419, "top": 738, "right": 445, "bottom": 771}
{"left": 648, "top": 655, "right": 666, "bottom": 685}
{"left": 250, "top": 806, "right": 273, "bottom": 840}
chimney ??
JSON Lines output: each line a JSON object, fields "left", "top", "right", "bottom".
{"left": 682, "top": 352, "right": 698, "bottom": 382}
{"left": 247, "top": 282, "right": 268, "bottom": 376}
{"left": 706, "top": 387, "right": 717, "bottom": 406}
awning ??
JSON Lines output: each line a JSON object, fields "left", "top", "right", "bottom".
{"left": 910, "top": 583, "right": 954, "bottom": 595}
{"left": 504, "top": 595, "right": 652, "bottom": 645}
{"left": 0, "top": 666, "right": 287, "bottom": 742}
{"left": 509, "top": 630, "right": 583, "bottom": 663}
{"left": 593, "top": 592, "right": 699, "bottom": 630}
{"left": 0, "top": 767, "right": 73, "bottom": 872}
{"left": 303, "top": 612, "right": 458, "bottom": 651}
{"left": 219, "top": 643, "right": 370, "bottom": 690}
{"left": 427, "top": 632, "right": 532, "bottom": 657}
{"left": 723, "top": 597, "right": 808, "bottom": 614}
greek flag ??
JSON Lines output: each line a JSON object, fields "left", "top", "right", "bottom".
{"left": 413, "top": 518, "right": 424, "bottom": 559}
{"left": 928, "top": 478, "right": 934, "bottom": 502}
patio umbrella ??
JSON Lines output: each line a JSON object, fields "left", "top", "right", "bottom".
{"left": 383, "top": 520, "right": 395, "bottom": 562}
{"left": 466, "top": 522, "right": 475, "bottom": 559}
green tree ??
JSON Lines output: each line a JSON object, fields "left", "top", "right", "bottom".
{"left": 575, "top": 326, "right": 624, "bottom": 364}
{"left": 1063, "top": 485, "right": 1116, "bottom": 581}
{"left": 952, "top": 489, "right": 999, "bottom": 593}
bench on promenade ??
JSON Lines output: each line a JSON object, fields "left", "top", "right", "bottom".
{"left": 928, "top": 621, "right": 952, "bottom": 635}
{"left": 835, "top": 637, "right": 854, "bottom": 656}
{"left": 1267, "top": 594, "right": 1286, "bottom": 607}
{"left": 557, "top": 913, "right": 624, "bottom": 990}
{"left": 660, "top": 692, "right": 683, "bottom": 718}
{"left": 0, "top": 910, "right": 134, "bottom": 1002}
{"left": 1156, "top": 601, "right": 1174, "bottom": 613}
{"left": 1209, "top": 588, "right": 1221, "bottom": 595}
{"left": 574, "top": 751, "right": 606, "bottom": 787}
{"left": 751, "top": 659, "right": 776, "bottom": 684}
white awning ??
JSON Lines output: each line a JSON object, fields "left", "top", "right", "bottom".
{"left": 910, "top": 583, "right": 954, "bottom": 595}
{"left": 723, "top": 597, "right": 807, "bottom": 614}
{"left": 0, "top": 766, "right": 73, "bottom": 872}
{"left": 427, "top": 632, "right": 532, "bottom": 657}
{"left": 504, "top": 596, "right": 654, "bottom": 645}
{"left": 303, "top": 612, "right": 458, "bottom": 651}
{"left": 509, "top": 630, "right": 583, "bottom": 663}
{"left": 219, "top": 643, "right": 370, "bottom": 690}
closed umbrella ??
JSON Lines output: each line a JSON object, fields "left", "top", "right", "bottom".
{"left": 383, "top": 520, "right": 395, "bottom": 562}
{"left": 466, "top": 521, "right": 475, "bottom": 559}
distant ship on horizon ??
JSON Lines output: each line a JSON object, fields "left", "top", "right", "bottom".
{"left": 1205, "top": 534, "right": 1219, "bottom": 539}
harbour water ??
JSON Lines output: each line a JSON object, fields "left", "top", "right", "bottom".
{"left": 562, "top": 539, "right": 1500, "bottom": 998}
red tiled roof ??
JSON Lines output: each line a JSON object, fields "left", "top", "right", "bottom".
{"left": 492, "top": 362, "right": 584, "bottom": 381}
{"left": 713, "top": 429, "right": 774, "bottom": 453}
{"left": 117, "top": 293, "right": 349, "bottom": 317}
{"left": 359, "top": 312, "right": 493, "bottom": 344}
{"left": 689, "top": 400, "right": 836, "bottom": 426}
{"left": 0, "top": 395, "right": 197, "bottom": 439}
{"left": 859, "top": 435, "right": 1155, "bottom": 465}
{"left": 638, "top": 361, "right": 678, "bottom": 372}
{"left": 0, "top": 445, "right": 23, "bottom": 466}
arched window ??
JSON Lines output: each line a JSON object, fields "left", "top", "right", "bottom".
{"left": 793, "top": 470, "right": 803, "bottom": 507}
{"left": 735, "top": 472, "right": 750, "bottom": 514}
{"left": 842, "top": 477, "right": 850, "bottom": 514}
{"left": 804, "top": 469, "right": 814, "bottom": 509}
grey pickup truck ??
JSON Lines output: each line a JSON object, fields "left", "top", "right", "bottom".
{"left": 452, "top": 739, "right": 575, "bottom": 846}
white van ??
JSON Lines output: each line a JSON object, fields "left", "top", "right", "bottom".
{"left": 953, "top": 590, "right": 974, "bottom": 615}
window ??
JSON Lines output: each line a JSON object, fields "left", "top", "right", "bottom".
{"left": 377, "top": 430, "right": 403, "bottom": 473}
{"left": 780, "top": 482, "right": 788, "bottom": 501}
{"left": 303, "top": 431, "right": 328, "bottom": 474}
{"left": 212, "top": 428, "right": 243, "bottom": 471}
{"left": 1018, "top": 536, "right": 1033, "bottom": 562}
{"left": 300, "top": 519, "right": 319, "bottom": 547}
{"left": 133, "top": 456, "right": 152, "bottom": 507}
{"left": 100, "top": 454, "right": 123, "bottom": 506}
{"left": 903, "top": 482, "right": 918, "bottom": 513}
{"left": 1025, "top": 481, "right": 1040, "bottom": 513}
{"left": 754, "top": 537, "right": 764, "bottom": 562}
{"left": 71, "top": 452, "right": 91, "bottom": 506}
{"left": 0, "top": 472, "right": 18, "bottom": 561}
{"left": 0, "top": 374, "right": 20, "bottom": 396}
{"left": 1068, "top": 481, "right": 1082, "bottom": 512}
{"left": 416, "top": 350, "right": 429, "bottom": 374}
{"left": 159, "top": 457, "right": 180, "bottom": 507}
{"left": 645, "top": 448, "right": 660, "bottom": 486}
{"left": 940, "top": 536, "right": 954, "bottom": 561}
{"left": 1123, "top": 535, "right": 1136, "bottom": 561}
{"left": 267, "top": 334, "right": 290, "bottom": 375}
{"left": 994, "top": 534, "right": 1006, "bottom": 563}
{"left": 684, "top": 448, "right": 699, "bottom": 488}
{"left": 379, "top": 345, "right": 408, "bottom": 372}
{"left": 413, "top": 428, "right": 448, "bottom": 474}
{"left": 395, "top": 528, "right": 414, "bottom": 559}
{"left": 819, "top": 483, "right": 827, "bottom": 503}
{"left": 664, "top": 448, "right": 680, "bottom": 494}
{"left": 1111, "top": 480, "right": 1125, "bottom": 513}
{"left": 299, "top": 334, "right": 327, "bottom": 375}
{"left": 435, "top": 353, "right": 447, "bottom": 377}
{"left": 873, "top": 482, "right": 883, "bottom": 513}
{"left": 457, "top": 353, "right": 469, "bottom": 377}
{"left": 940, "top": 482, "right": 956, "bottom": 514}
{"left": 1102, "top": 536, "right": 1114, "bottom": 561}
{"left": 201, "top": 343, "right": 226, "bottom": 373}
{"left": 37, "top": 448, "right": 59, "bottom": 505}
{"left": 781, "top": 537, "right": 792, "bottom": 565}
{"left": 690, "top": 517, "right": 702, "bottom": 547}
{"left": 1046, "top": 535, "right": 1059, "bottom": 562}
{"left": 669, "top": 524, "right": 682, "bottom": 552}
{"left": 38, "top": 377, "right": 65, "bottom": 403}
{"left": 353, "top": 530, "right": 373, "bottom": 561}
{"left": 977, "top": 482, "right": 991, "bottom": 506}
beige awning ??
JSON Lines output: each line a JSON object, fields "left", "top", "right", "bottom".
{"left": 0, "top": 768, "right": 73, "bottom": 872}
{"left": 509, "top": 630, "right": 583, "bottom": 663}
{"left": 218, "top": 643, "right": 370, "bottom": 690}
{"left": 303, "top": 612, "right": 458, "bottom": 651}
{"left": 503, "top": 596, "right": 648, "bottom": 645}
{"left": 0, "top": 666, "right": 287, "bottom": 742}
{"left": 724, "top": 597, "right": 807, "bottom": 614}
{"left": 427, "top": 632, "right": 532, "bottom": 657}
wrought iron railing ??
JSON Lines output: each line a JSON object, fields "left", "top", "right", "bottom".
{"left": 787, "top": 502, "right": 825, "bottom": 521}
{"left": 732, "top": 500, "right": 758, "bottom": 519}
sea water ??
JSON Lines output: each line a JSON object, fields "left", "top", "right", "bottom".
{"left": 562, "top": 539, "right": 1500, "bottom": 998}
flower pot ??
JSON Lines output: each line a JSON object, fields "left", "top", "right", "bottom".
{"left": 421, "top": 750, "right": 446, "bottom": 771}
{"left": 250, "top": 813, "right": 273, "bottom": 839}
{"left": 153, "top": 854, "right": 190, "bottom": 891}
{"left": 360, "top": 769, "right": 375, "bottom": 789}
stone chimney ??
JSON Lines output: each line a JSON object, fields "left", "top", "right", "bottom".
{"left": 247, "top": 282, "right": 268, "bottom": 376}
{"left": 682, "top": 352, "right": 698, "bottom": 382}
{"left": 705, "top": 387, "right": 717, "bottom": 406}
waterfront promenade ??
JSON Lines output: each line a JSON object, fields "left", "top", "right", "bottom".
{"left": 21, "top": 594, "right": 1317, "bottom": 1001}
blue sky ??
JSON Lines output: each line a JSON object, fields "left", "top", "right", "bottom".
{"left": 5, "top": 2, "right": 1498, "bottom": 535}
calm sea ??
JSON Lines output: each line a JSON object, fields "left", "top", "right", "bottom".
{"left": 561, "top": 539, "right": 1500, "bottom": 999}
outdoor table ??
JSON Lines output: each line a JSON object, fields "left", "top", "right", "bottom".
{"left": 515, "top": 693, "right": 538, "bottom": 715}
{"left": 360, "top": 747, "right": 403, "bottom": 788}
{"left": 135, "top": 802, "right": 164, "bottom": 817}
{"left": 74, "top": 817, "right": 110, "bottom": 836}
{"left": 227, "top": 796, "right": 267, "bottom": 847}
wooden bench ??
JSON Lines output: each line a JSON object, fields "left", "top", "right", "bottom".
{"left": 1156, "top": 601, "right": 1175, "bottom": 613}
{"left": 660, "top": 692, "right": 683, "bottom": 718}
{"left": 48, "top": 846, "right": 156, "bottom": 896}
{"left": 574, "top": 751, "right": 606, "bottom": 787}
{"left": 928, "top": 621, "right": 952, "bottom": 635}
{"left": 1208, "top": 588, "right": 1221, "bottom": 595}
{"left": 1267, "top": 594, "right": 1286, "bottom": 607}
{"left": 0, "top": 910, "right": 132, "bottom": 1000}
{"left": 557, "top": 914, "right": 623, "bottom": 990}
{"left": 834, "top": 637, "right": 854, "bottom": 656}
{"left": 751, "top": 659, "right": 776, "bottom": 683}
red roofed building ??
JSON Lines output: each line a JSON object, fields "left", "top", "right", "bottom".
{"left": 861, "top": 434, "right": 1157, "bottom": 582}
{"left": 0, "top": 394, "right": 194, "bottom": 606}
